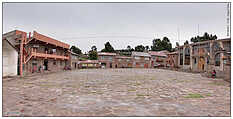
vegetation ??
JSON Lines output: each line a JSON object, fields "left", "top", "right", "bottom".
{"left": 191, "top": 32, "right": 217, "bottom": 43}
{"left": 70, "top": 45, "right": 82, "bottom": 54}
{"left": 151, "top": 37, "right": 172, "bottom": 52}
{"left": 101, "top": 42, "right": 115, "bottom": 53}
{"left": 134, "top": 45, "right": 145, "bottom": 52}
{"left": 184, "top": 40, "right": 189, "bottom": 45}
{"left": 88, "top": 45, "right": 98, "bottom": 60}
{"left": 184, "top": 93, "right": 204, "bottom": 98}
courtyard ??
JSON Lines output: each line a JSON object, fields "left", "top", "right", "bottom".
{"left": 3, "top": 68, "right": 230, "bottom": 116}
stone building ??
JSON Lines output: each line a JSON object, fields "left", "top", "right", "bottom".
{"left": 115, "top": 56, "right": 133, "bottom": 68}
{"left": 131, "top": 52, "right": 151, "bottom": 68}
{"left": 78, "top": 60, "right": 100, "bottom": 68}
{"left": 70, "top": 52, "right": 80, "bottom": 69}
{"left": 149, "top": 51, "right": 167, "bottom": 68}
{"left": 166, "top": 52, "right": 179, "bottom": 69}
{"left": 98, "top": 52, "right": 117, "bottom": 68}
{"left": 3, "top": 30, "right": 70, "bottom": 76}
{"left": 177, "top": 38, "right": 231, "bottom": 80}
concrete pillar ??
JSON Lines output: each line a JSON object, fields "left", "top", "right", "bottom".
{"left": 178, "top": 47, "right": 180, "bottom": 67}
{"left": 190, "top": 45, "right": 193, "bottom": 70}
{"left": 183, "top": 47, "right": 185, "bottom": 67}
{"left": 219, "top": 41, "right": 224, "bottom": 71}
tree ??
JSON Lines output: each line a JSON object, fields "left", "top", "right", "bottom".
{"left": 88, "top": 50, "right": 98, "bottom": 60}
{"left": 70, "top": 46, "right": 82, "bottom": 54}
{"left": 91, "top": 45, "right": 97, "bottom": 51}
{"left": 145, "top": 45, "right": 150, "bottom": 51}
{"left": 134, "top": 45, "right": 145, "bottom": 52}
{"left": 190, "top": 32, "right": 217, "bottom": 43}
{"left": 176, "top": 42, "right": 180, "bottom": 47}
{"left": 184, "top": 40, "right": 189, "bottom": 45}
{"left": 101, "top": 42, "right": 115, "bottom": 53}
{"left": 161, "top": 37, "right": 172, "bottom": 52}
{"left": 151, "top": 38, "right": 162, "bottom": 51}
{"left": 151, "top": 37, "right": 172, "bottom": 52}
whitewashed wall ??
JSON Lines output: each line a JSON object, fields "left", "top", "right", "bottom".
{"left": 3, "top": 40, "right": 18, "bottom": 77}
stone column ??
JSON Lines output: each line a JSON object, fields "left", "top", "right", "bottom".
{"left": 178, "top": 48, "right": 180, "bottom": 67}
{"left": 183, "top": 47, "right": 185, "bottom": 68}
{"left": 190, "top": 45, "right": 193, "bottom": 70}
{"left": 219, "top": 41, "right": 224, "bottom": 71}
{"left": 208, "top": 42, "right": 214, "bottom": 73}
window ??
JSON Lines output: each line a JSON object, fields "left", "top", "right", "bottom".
{"left": 140, "top": 64, "right": 144, "bottom": 67}
{"left": 194, "top": 58, "right": 196, "bottom": 64}
{"left": 52, "top": 49, "right": 56, "bottom": 53}
{"left": 207, "top": 56, "right": 210, "bottom": 64}
{"left": 109, "top": 57, "right": 113, "bottom": 61}
{"left": 145, "top": 57, "right": 149, "bottom": 60}
{"left": 53, "top": 61, "right": 56, "bottom": 65}
{"left": 215, "top": 54, "right": 220, "bottom": 66}
{"left": 135, "top": 57, "right": 140, "bottom": 60}
{"left": 60, "top": 61, "right": 62, "bottom": 66}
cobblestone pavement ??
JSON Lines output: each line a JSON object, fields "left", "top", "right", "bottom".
{"left": 3, "top": 69, "right": 230, "bottom": 117}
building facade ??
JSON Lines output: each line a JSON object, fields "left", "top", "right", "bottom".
{"left": 177, "top": 38, "right": 231, "bottom": 80}
{"left": 98, "top": 52, "right": 117, "bottom": 68}
{"left": 3, "top": 30, "right": 70, "bottom": 76}
{"left": 2, "top": 38, "right": 18, "bottom": 77}
{"left": 70, "top": 52, "right": 80, "bottom": 69}
{"left": 115, "top": 56, "right": 133, "bottom": 68}
{"left": 149, "top": 51, "right": 167, "bottom": 68}
{"left": 131, "top": 52, "right": 151, "bottom": 68}
{"left": 78, "top": 60, "right": 100, "bottom": 68}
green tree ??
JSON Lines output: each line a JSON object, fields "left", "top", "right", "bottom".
{"left": 184, "top": 40, "right": 189, "bottom": 45}
{"left": 191, "top": 32, "right": 217, "bottom": 43}
{"left": 101, "top": 42, "right": 115, "bottom": 53}
{"left": 151, "top": 37, "right": 172, "bottom": 52}
{"left": 70, "top": 45, "right": 82, "bottom": 54}
{"left": 88, "top": 50, "right": 98, "bottom": 60}
{"left": 91, "top": 45, "right": 97, "bottom": 51}
{"left": 145, "top": 45, "right": 150, "bottom": 51}
{"left": 134, "top": 45, "right": 145, "bottom": 52}
{"left": 176, "top": 42, "right": 180, "bottom": 47}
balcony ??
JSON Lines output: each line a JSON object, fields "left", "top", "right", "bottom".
{"left": 31, "top": 49, "right": 69, "bottom": 60}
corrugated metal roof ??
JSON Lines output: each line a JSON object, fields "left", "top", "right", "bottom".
{"left": 149, "top": 51, "right": 167, "bottom": 57}
{"left": 131, "top": 52, "right": 151, "bottom": 57}
{"left": 98, "top": 52, "right": 117, "bottom": 56}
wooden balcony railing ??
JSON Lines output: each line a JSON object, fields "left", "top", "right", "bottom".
{"left": 31, "top": 49, "right": 69, "bottom": 60}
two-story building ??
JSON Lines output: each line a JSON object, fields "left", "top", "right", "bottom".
{"left": 115, "top": 56, "right": 133, "bottom": 68}
{"left": 177, "top": 38, "right": 231, "bottom": 81}
{"left": 149, "top": 51, "right": 167, "bottom": 68}
{"left": 131, "top": 52, "right": 151, "bottom": 68}
{"left": 3, "top": 30, "right": 70, "bottom": 76}
{"left": 98, "top": 52, "right": 117, "bottom": 68}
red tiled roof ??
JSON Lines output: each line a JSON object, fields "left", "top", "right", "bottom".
{"left": 98, "top": 52, "right": 117, "bottom": 56}
{"left": 33, "top": 31, "right": 70, "bottom": 49}
{"left": 149, "top": 51, "right": 167, "bottom": 57}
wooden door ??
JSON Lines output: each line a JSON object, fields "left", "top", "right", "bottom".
{"left": 198, "top": 57, "right": 205, "bottom": 71}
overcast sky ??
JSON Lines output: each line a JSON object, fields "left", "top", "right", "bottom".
{"left": 3, "top": 3, "right": 230, "bottom": 53}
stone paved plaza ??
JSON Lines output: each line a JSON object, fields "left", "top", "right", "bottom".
{"left": 3, "top": 69, "right": 230, "bottom": 116}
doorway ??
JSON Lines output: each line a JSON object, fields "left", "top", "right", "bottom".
{"left": 198, "top": 57, "right": 205, "bottom": 71}
{"left": 44, "top": 59, "right": 48, "bottom": 70}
